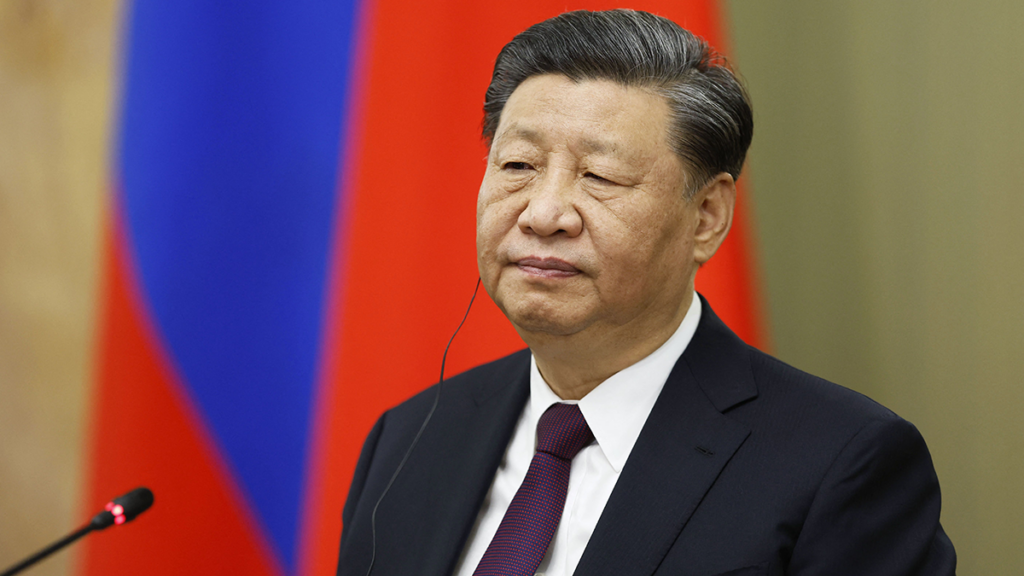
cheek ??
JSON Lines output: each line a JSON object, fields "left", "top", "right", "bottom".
{"left": 591, "top": 211, "right": 690, "bottom": 288}
{"left": 475, "top": 202, "right": 504, "bottom": 255}
{"left": 476, "top": 183, "right": 501, "bottom": 244}
{"left": 477, "top": 190, "right": 524, "bottom": 242}
{"left": 476, "top": 192, "right": 520, "bottom": 280}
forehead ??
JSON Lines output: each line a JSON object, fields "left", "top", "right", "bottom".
{"left": 493, "top": 74, "right": 673, "bottom": 156}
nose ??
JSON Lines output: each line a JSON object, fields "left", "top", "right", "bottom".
{"left": 517, "top": 170, "right": 583, "bottom": 237}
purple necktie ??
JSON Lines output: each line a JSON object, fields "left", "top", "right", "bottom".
{"left": 473, "top": 403, "right": 594, "bottom": 576}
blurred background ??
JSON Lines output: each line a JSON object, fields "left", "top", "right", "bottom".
{"left": 1, "top": 0, "right": 1021, "bottom": 574}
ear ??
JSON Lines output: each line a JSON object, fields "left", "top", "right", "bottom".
{"left": 692, "top": 173, "right": 736, "bottom": 265}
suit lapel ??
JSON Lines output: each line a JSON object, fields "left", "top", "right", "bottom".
{"left": 375, "top": 351, "right": 531, "bottom": 576}
{"left": 574, "top": 297, "right": 757, "bottom": 576}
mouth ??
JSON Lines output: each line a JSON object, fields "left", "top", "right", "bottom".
{"left": 514, "top": 256, "right": 580, "bottom": 278}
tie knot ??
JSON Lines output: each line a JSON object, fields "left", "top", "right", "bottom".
{"left": 536, "top": 403, "right": 594, "bottom": 460}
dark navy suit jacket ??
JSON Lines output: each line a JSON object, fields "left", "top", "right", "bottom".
{"left": 337, "top": 296, "right": 956, "bottom": 575}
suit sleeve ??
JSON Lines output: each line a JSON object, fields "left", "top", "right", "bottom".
{"left": 338, "top": 412, "right": 386, "bottom": 575}
{"left": 788, "top": 417, "right": 956, "bottom": 575}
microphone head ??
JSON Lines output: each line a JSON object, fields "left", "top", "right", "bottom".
{"left": 91, "top": 487, "right": 154, "bottom": 530}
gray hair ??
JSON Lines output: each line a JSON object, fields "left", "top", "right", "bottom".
{"left": 483, "top": 9, "right": 753, "bottom": 195}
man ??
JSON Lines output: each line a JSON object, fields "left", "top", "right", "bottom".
{"left": 337, "top": 9, "right": 955, "bottom": 576}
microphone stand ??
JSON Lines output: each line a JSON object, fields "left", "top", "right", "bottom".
{"left": 0, "top": 520, "right": 99, "bottom": 576}
{"left": 2, "top": 488, "right": 152, "bottom": 576}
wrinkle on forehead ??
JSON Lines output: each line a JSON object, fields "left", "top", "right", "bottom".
{"left": 495, "top": 123, "right": 622, "bottom": 155}
{"left": 488, "top": 75, "right": 685, "bottom": 187}
{"left": 495, "top": 77, "right": 672, "bottom": 152}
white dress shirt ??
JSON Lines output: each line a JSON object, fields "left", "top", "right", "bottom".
{"left": 453, "top": 295, "right": 702, "bottom": 576}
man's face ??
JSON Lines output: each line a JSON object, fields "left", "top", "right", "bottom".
{"left": 477, "top": 74, "right": 701, "bottom": 342}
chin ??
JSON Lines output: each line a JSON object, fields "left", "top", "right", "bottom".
{"left": 491, "top": 278, "right": 595, "bottom": 336}
{"left": 505, "top": 304, "right": 589, "bottom": 338}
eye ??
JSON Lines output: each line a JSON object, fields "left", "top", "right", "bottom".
{"left": 503, "top": 161, "right": 533, "bottom": 171}
{"left": 584, "top": 171, "right": 612, "bottom": 184}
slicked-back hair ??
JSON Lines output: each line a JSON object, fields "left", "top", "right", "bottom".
{"left": 483, "top": 9, "right": 753, "bottom": 196}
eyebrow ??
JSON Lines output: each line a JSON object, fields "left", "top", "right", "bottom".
{"left": 499, "top": 125, "right": 543, "bottom": 144}
{"left": 578, "top": 137, "right": 619, "bottom": 154}
{"left": 498, "top": 124, "right": 621, "bottom": 154}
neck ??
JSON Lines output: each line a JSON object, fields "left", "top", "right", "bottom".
{"left": 524, "top": 292, "right": 695, "bottom": 400}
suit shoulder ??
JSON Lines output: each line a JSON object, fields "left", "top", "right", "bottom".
{"left": 386, "top": 348, "right": 530, "bottom": 421}
{"left": 743, "top": 345, "right": 903, "bottom": 433}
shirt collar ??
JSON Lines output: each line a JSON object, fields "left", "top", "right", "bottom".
{"left": 528, "top": 294, "right": 702, "bottom": 472}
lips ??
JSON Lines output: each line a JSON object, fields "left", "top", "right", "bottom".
{"left": 514, "top": 256, "right": 580, "bottom": 278}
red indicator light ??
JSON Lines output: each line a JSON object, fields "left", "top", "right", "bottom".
{"left": 115, "top": 515, "right": 125, "bottom": 525}
{"left": 105, "top": 502, "right": 114, "bottom": 511}
{"left": 112, "top": 505, "right": 124, "bottom": 516}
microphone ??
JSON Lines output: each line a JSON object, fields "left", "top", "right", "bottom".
{"left": 1, "top": 487, "right": 155, "bottom": 576}
{"left": 91, "top": 487, "right": 155, "bottom": 529}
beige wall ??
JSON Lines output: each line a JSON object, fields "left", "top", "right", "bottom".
{"left": 729, "top": 0, "right": 1024, "bottom": 573}
{"left": 0, "top": 1, "right": 121, "bottom": 574}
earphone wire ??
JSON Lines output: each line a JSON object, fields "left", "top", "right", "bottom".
{"left": 364, "top": 277, "right": 482, "bottom": 576}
